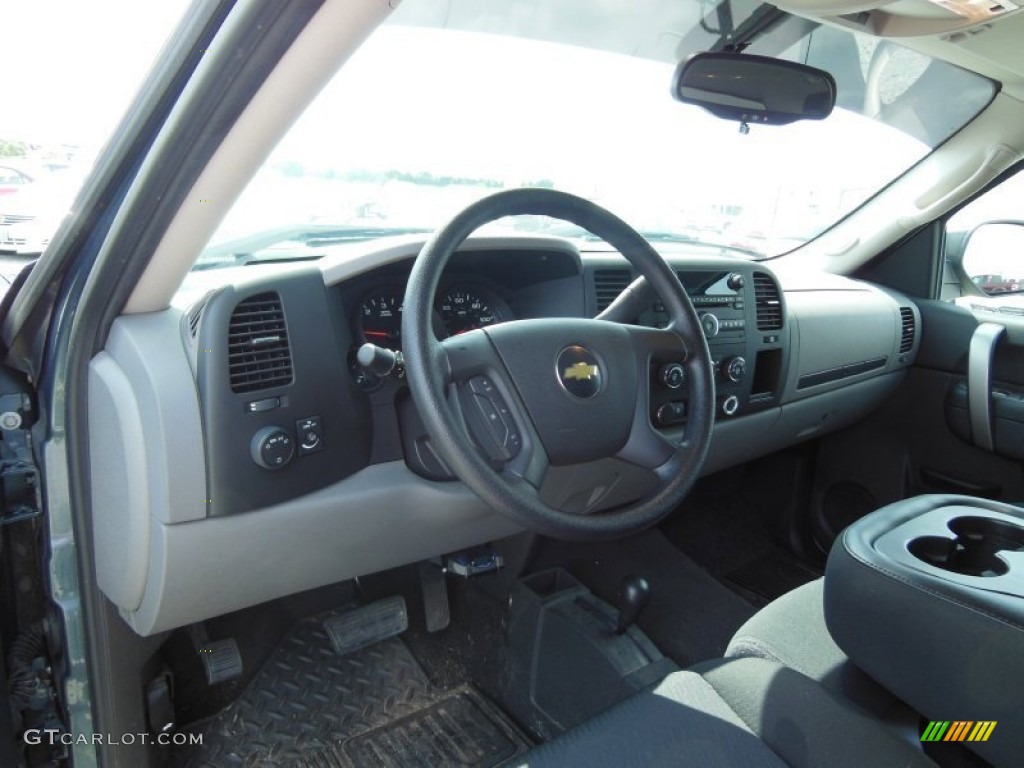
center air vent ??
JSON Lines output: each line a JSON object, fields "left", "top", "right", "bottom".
{"left": 899, "top": 307, "right": 915, "bottom": 353}
{"left": 594, "top": 268, "right": 633, "bottom": 312}
{"left": 752, "top": 272, "right": 783, "bottom": 331}
{"left": 228, "top": 292, "right": 294, "bottom": 393}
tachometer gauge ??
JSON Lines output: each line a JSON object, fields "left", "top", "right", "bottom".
{"left": 438, "top": 287, "right": 505, "bottom": 337}
{"left": 358, "top": 289, "right": 404, "bottom": 350}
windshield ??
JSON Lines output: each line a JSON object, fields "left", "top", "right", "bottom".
{"left": 0, "top": 0, "right": 189, "bottom": 283}
{"left": 197, "top": 0, "right": 994, "bottom": 269}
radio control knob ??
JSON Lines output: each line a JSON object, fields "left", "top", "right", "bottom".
{"left": 658, "top": 363, "right": 685, "bottom": 389}
{"left": 723, "top": 356, "right": 747, "bottom": 383}
{"left": 251, "top": 426, "right": 295, "bottom": 470}
{"left": 698, "top": 312, "right": 720, "bottom": 338}
{"left": 727, "top": 272, "right": 746, "bottom": 291}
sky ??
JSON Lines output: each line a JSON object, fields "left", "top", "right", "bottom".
{"left": 0, "top": 0, "right": 191, "bottom": 153}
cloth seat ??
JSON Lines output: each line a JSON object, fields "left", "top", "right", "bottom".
{"left": 724, "top": 578, "right": 901, "bottom": 718}
{"left": 517, "top": 656, "right": 936, "bottom": 767}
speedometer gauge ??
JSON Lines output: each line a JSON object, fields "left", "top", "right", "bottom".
{"left": 358, "top": 289, "right": 403, "bottom": 350}
{"left": 438, "top": 288, "right": 504, "bottom": 337}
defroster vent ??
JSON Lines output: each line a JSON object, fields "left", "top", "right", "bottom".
{"left": 753, "top": 272, "right": 783, "bottom": 331}
{"left": 899, "top": 307, "right": 915, "bottom": 353}
{"left": 594, "top": 268, "right": 633, "bottom": 312}
{"left": 228, "top": 292, "right": 294, "bottom": 393}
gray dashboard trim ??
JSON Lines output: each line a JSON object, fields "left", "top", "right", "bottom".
{"left": 125, "top": 461, "right": 521, "bottom": 635}
{"left": 89, "top": 355, "right": 151, "bottom": 612}
{"left": 780, "top": 283, "right": 915, "bottom": 403}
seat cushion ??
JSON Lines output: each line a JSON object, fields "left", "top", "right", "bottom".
{"left": 517, "top": 657, "right": 936, "bottom": 767}
{"left": 516, "top": 667, "right": 788, "bottom": 768}
{"left": 725, "top": 578, "right": 899, "bottom": 717}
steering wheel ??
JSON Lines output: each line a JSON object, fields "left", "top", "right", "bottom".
{"left": 403, "top": 188, "right": 714, "bottom": 539}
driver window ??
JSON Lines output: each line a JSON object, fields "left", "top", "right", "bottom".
{"left": 944, "top": 169, "right": 1024, "bottom": 305}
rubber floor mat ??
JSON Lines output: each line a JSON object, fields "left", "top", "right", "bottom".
{"left": 172, "top": 609, "right": 529, "bottom": 768}
{"left": 342, "top": 686, "right": 530, "bottom": 767}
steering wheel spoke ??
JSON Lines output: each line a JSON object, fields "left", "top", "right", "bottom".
{"left": 438, "top": 331, "right": 549, "bottom": 488}
{"left": 595, "top": 275, "right": 655, "bottom": 324}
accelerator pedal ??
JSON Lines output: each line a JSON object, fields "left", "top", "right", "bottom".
{"left": 419, "top": 561, "right": 451, "bottom": 633}
{"left": 324, "top": 596, "right": 408, "bottom": 656}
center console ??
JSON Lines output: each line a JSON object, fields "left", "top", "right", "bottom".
{"left": 824, "top": 494, "right": 1024, "bottom": 767}
{"left": 626, "top": 264, "right": 788, "bottom": 427}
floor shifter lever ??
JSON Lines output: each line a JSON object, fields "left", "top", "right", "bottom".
{"left": 615, "top": 574, "right": 651, "bottom": 635}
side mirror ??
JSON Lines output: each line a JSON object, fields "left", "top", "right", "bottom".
{"left": 961, "top": 221, "right": 1024, "bottom": 296}
{"left": 672, "top": 52, "right": 837, "bottom": 127}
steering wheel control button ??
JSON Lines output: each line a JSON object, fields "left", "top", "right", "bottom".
{"left": 655, "top": 401, "right": 686, "bottom": 427}
{"left": 250, "top": 426, "right": 295, "bottom": 469}
{"left": 658, "top": 362, "right": 685, "bottom": 389}
{"left": 556, "top": 345, "right": 603, "bottom": 399}
{"left": 723, "top": 356, "right": 747, "bottom": 383}
{"left": 466, "top": 376, "right": 522, "bottom": 461}
{"left": 721, "top": 395, "right": 740, "bottom": 417}
{"left": 246, "top": 396, "right": 281, "bottom": 413}
{"left": 698, "top": 312, "right": 720, "bottom": 338}
{"left": 295, "top": 416, "right": 324, "bottom": 456}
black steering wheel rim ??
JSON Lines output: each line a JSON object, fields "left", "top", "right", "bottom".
{"left": 403, "top": 188, "right": 714, "bottom": 539}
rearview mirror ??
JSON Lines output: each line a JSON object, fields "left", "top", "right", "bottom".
{"left": 672, "top": 52, "right": 837, "bottom": 127}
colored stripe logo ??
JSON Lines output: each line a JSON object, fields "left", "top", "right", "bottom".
{"left": 921, "top": 721, "right": 996, "bottom": 742}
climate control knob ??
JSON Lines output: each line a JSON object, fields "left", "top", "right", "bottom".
{"left": 721, "top": 396, "right": 740, "bottom": 417}
{"left": 250, "top": 426, "right": 295, "bottom": 470}
{"left": 698, "top": 312, "right": 720, "bottom": 338}
{"left": 723, "top": 356, "right": 747, "bottom": 383}
{"left": 658, "top": 363, "right": 685, "bottom": 389}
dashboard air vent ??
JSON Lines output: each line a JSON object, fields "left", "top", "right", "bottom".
{"left": 186, "top": 291, "right": 214, "bottom": 339}
{"left": 753, "top": 272, "right": 783, "bottom": 330}
{"left": 228, "top": 292, "right": 294, "bottom": 393}
{"left": 899, "top": 307, "right": 915, "bottom": 353}
{"left": 594, "top": 268, "right": 633, "bottom": 312}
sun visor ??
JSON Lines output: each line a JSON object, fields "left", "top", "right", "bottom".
{"left": 773, "top": 0, "right": 1021, "bottom": 37}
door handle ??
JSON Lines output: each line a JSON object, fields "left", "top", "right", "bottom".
{"left": 968, "top": 322, "right": 1005, "bottom": 451}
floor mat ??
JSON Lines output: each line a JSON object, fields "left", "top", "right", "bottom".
{"left": 172, "top": 609, "right": 529, "bottom": 768}
{"left": 342, "top": 686, "right": 530, "bottom": 767}
{"left": 725, "top": 549, "right": 821, "bottom": 605}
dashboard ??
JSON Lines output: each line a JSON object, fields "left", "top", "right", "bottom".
{"left": 88, "top": 235, "right": 922, "bottom": 635}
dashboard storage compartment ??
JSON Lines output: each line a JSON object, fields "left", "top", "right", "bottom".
{"left": 825, "top": 495, "right": 1024, "bottom": 768}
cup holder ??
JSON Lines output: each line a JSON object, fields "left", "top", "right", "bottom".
{"left": 907, "top": 516, "right": 1024, "bottom": 577}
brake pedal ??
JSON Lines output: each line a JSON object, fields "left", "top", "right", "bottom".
{"left": 188, "top": 624, "right": 243, "bottom": 685}
{"left": 324, "top": 596, "right": 408, "bottom": 656}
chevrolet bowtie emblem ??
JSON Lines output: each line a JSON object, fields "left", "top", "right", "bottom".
{"left": 563, "top": 362, "right": 599, "bottom": 381}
